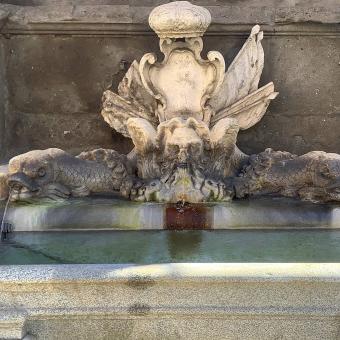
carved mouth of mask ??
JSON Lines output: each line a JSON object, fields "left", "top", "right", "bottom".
{"left": 176, "top": 162, "right": 188, "bottom": 169}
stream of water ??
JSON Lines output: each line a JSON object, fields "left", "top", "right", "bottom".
{"left": 0, "top": 190, "right": 11, "bottom": 241}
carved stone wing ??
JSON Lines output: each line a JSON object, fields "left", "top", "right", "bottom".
{"left": 101, "top": 61, "right": 159, "bottom": 138}
{"left": 210, "top": 82, "right": 278, "bottom": 130}
{"left": 208, "top": 25, "right": 278, "bottom": 129}
{"left": 208, "top": 25, "right": 265, "bottom": 112}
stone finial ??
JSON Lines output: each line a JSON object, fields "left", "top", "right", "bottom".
{"left": 148, "top": 1, "right": 211, "bottom": 39}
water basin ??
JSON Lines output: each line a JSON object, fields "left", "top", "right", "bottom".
{"left": 2, "top": 229, "right": 340, "bottom": 265}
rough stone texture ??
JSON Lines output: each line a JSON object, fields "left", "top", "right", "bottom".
{"left": 0, "top": 172, "right": 7, "bottom": 199}
{"left": 0, "top": 34, "right": 7, "bottom": 161}
{"left": 0, "top": 2, "right": 338, "bottom": 162}
{"left": 1, "top": 263, "right": 340, "bottom": 339}
{"left": 3, "top": 34, "right": 138, "bottom": 158}
{"left": 204, "top": 33, "right": 340, "bottom": 155}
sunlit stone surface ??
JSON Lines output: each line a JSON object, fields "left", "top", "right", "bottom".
{"left": 1, "top": 263, "right": 340, "bottom": 339}
{"left": 0, "top": 1, "right": 339, "bottom": 204}
{"left": 0, "top": 1, "right": 339, "bottom": 339}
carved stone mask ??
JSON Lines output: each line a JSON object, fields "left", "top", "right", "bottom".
{"left": 165, "top": 126, "right": 204, "bottom": 165}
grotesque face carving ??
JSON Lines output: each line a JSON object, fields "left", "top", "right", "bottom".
{"left": 127, "top": 116, "right": 235, "bottom": 203}
{"left": 157, "top": 117, "right": 210, "bottom": 173}
{"left": 164, "top": 126, "right": 204, "bottom": 166}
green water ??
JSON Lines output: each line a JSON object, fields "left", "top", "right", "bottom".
{"left": 1, "top": 230, "right": 340, "bottom": 264}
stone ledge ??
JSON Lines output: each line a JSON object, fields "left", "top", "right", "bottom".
{"left": 0, "top": 4, "right": 339, "bottom": 36}
{"left": 0, "top": 310, "right": 27, "bottom": 340}
{"left": 1, "top": 263, "right": 340, "bottom": 339}
{"left": 1, "top": 263, "right": 340, "bottom": 282}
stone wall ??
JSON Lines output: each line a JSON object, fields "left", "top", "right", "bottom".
{"left": 0, "top": 1, "right": 339, "bottom": 161}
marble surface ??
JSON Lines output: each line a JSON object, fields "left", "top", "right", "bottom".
{"left": 1, "top": 263, "right": 340, "bottom": 339}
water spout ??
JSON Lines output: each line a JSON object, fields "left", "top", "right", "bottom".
{"left": 0, "top": 189, "right": 12, "bottom": 241}
{"left": 176, "top": 200, "right": 188, "bottom": 213}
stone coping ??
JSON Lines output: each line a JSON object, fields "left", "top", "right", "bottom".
{"left": 0, "top": 4, "right": 339, "bottom": 36}
{"left": 1, "top": 263, "right": 340, "bottom": 339}
{"left": 1, "top": 263, "right": 340, "bottom": 283}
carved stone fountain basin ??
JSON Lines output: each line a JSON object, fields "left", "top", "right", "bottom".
{"left": 1, "top": 198, "right": 340, "bottom": 339}
{"left": 1, "top": 261, "right": 340, "bottom": 339}
{"left": 1, "top": 197, "right": 340, "bottom": 231}
{"left": 0, "top": 1, "right": 339, "bottom": 339}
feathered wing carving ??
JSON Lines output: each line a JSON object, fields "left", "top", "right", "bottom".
{"left": 209, "top": 25, "right": 278, "bottom": 130}
{"left": 101, "top": 61, "right": 159, "bottom": 138}
{"left": 118, "top": 60, "right": 157, "bottom": 114}
{"left": 211, "top": 82, "right": 278, "bottom": 130}
{"left": 209, "top": 25, "right": 264, "bottom": 111}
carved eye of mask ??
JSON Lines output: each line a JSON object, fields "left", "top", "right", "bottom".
{"left": 168, "top": 144, "right": 179, "bottom": 155}
{"left": 191, "top": 143, "right": 201, "bottom": 152}
{"left": 38, "top": 167, "right": 46, "bottom": 177}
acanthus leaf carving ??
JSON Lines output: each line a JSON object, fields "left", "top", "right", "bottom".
{"left": 210, "top": 82, "right": 278, "bottom": 130}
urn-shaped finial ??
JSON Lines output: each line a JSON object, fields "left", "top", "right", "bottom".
{"left": 149, "top": 1, "right": 211, "bottom": 39}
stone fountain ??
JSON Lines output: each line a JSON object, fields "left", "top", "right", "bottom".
{"left": 0, "top": 1, "right": 339, "bottom": 206}
{"left": 0, "top": 1, "right": 339, "bottom": 339}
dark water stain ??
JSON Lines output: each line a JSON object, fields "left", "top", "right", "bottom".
{"left": 126, "top": 275, "right": 156, "bottom": 290}
{"left": 128, "top": 303, "right": 151, "bottom": 316}
{"left": 165, "top": 203, "right": 212, "bottom": 230}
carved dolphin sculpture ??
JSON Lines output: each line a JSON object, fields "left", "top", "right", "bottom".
{"left": 3, "top": 148, "right": 132, "bottom": 202}
{"left": 234, "top": 149, "right": 340, "bottom": 203}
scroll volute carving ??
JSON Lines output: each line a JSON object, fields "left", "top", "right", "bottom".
{"left": 139, "top": 37, "right": 225, "bottom": 123}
